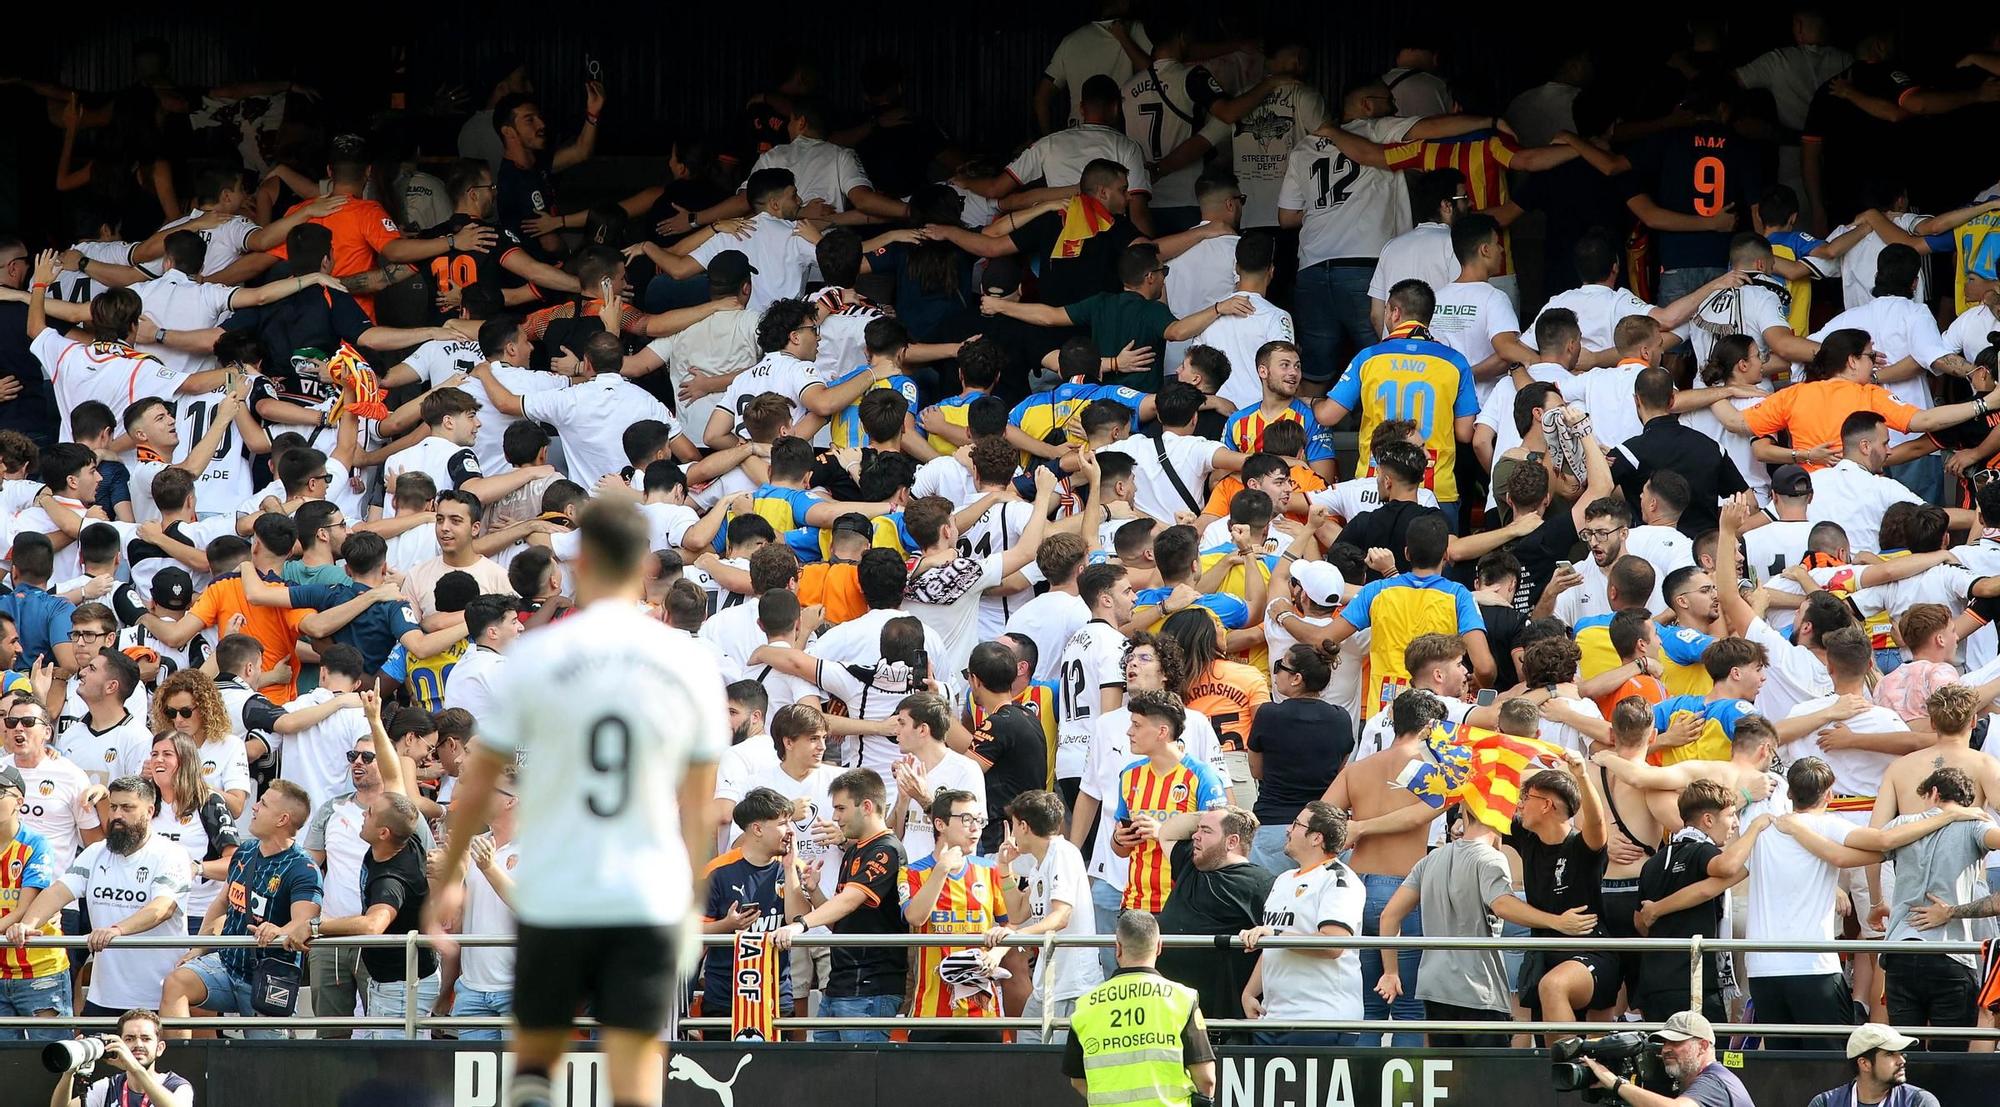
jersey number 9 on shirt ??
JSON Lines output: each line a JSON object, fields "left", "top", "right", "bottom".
{"left": 585, "top": 716, "right": 633, "bottom": 818}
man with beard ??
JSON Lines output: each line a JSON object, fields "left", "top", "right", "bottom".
{"left": 1220, "top": 341, "right": 1338, "bottom": 483}
{"left": 414, "top": 160, "right": 581, "bottom": 320}
{"left": 5, "top": 776, "right": 189, "bottom": 1017}
{"left": 1582, "top": 1010, "right": 1753, "bottom": 1106}
{"left": 45, "top": 1008, "right": 192, "bottom": 1107}
{"left": 493, "top": 85, "right": 607, "bottom": 260}
{"left": 1808, "top": 1024, "right": 1939, "bottom": 1107}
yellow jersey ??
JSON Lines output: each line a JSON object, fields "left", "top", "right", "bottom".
{"left": 1327, "top": 321, "right": 1478, "bottom": 503}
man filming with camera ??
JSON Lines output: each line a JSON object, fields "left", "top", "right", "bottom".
{"left": 47, "top": 1008, "right": 192, "bottom": 1107}
{"left": 1580, "top": 1011, "right": 1751, "bottom": 1107}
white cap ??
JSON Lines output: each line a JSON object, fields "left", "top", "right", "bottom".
{"left": 1846, "top": 1023, "right": 1917, "bottom": 1059}
{"left": 1291, "top": 560, "right": 1344, "bottom": 607}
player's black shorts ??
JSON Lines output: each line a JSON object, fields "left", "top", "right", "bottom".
{"left": 514, "top": 922, "right": 682, "bottom": 1033}
{"left": 1520, "top": 949, "right": 1622, "bottom": 1015}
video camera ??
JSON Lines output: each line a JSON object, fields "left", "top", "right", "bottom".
{"left": 1549, "top": 1032, "right": 1669, "bottom": 1103}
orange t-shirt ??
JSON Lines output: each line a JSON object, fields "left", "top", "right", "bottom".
{"left": 798, "top": 562, "right": 866, "bottom": 624}
{"left": 268, "top": 197, "right": 403, "bottom": 319}
{"left": 1593, "top": 673, "right": 1667, "bottom": 724}
{"left": 1201, "top": 463, "right": 1327, "bottom": 520}
{"left": 1740, "top": 380, "right": 1918, "bottom": 467}
{"left": 190, "top": 572, "right": 310, "bottom": 702}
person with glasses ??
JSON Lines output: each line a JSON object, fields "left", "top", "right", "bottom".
{"left": 899, "top": 787, "right": 1009, "bottom": 1040}
{"left": 300, "top": 695, "right": 433, "bottom": 1040}
{"left": 55, "top": 648, "right": 151, "bottom": 795}
{"left": 149, "top": 670, "right": 251, "bottom": 819}
{"left": 3, "top": 693, "right": 100, "bottom": 875}
{"left": 407, "top": 159, "right": 581, "bottom": 326}
{"left": 1238, "top": 800, "right": 1363, "bottom": 1045}
{"left": 141, "top": 733, "right": 240, "bottom": 932}
{"left": 1368, "top": 170, "right": 1469, "bottom": 339}
{"left": 1546, "top": 494, "right": 1639, "bottom": 627}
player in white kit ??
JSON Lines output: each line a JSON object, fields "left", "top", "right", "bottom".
{"left": 428, "top": 498, "right": 725, "bottom": 1107}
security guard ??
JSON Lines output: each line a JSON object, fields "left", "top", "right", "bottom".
{"left": 1063, "top": 910, "right": 1217, "bottom": 1107}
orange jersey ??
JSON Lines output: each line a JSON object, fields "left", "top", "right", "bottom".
{"left": 798, "top": 562, "right": 867, "bottom": 624}
{"left": 1115, "top": 754, "right": 1229, "bottom": 912}
{"left": 1201, "top": 464, "right": 1327, "bottom": 520}
{"left": 268, "top": 197, "right": 403, "bottom": 319}
{"left": 1184, "top": 659, "right": 1271, "bottom": 752}
{"left": 190, "top": 572, "right": 311, "bottom": 702}
{"left": 899, "top": 855, "right": 1009, "bottom": 1018}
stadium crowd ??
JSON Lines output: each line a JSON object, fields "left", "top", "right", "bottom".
{"left": 1, "top": 4, "right": 2000, "bottom": 1065}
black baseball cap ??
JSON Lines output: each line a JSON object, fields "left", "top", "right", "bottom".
{"left": 1770, "top": 464, "right": 1812, "bottom": 498}
{"left": 151, "top": 567, "right": 195, "bottom": 612}
{"left": 832, "top": 513, "right": 874, "bottom": 538}
{"left": 707, "top": 250, "right": 758, "bottom": 291}
{"left": 0, "top": 764, "right": 25, "bottom": 795}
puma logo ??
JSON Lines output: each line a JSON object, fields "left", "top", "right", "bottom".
{"left": 667, "top": 1054, "right": 752, "bottom": 1107}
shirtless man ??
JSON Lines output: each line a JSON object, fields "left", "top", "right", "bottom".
{"left": 1325, "top": 688, "right": 1448, "bottom": 1045}
{"left": 1592, "top": 713, "right": 1781, "bottom": 815}
{"left": 1870, "top": 682, "right": 2000, "bottom": 938}
{"left": 1591, "top": 697, "right": 1682, "bottom": 997}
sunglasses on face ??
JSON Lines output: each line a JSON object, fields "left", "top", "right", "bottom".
{"left": 3, "top": 715, "right": 44, "bottom": 729}
{"left": 344, "top": 751, "right": 378, "bottom": 764}
{"left": 164, "top": 706, "right": 197, "bottom": 720}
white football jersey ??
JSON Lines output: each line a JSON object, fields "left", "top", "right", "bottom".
{"left": 478, "top": 600, "right": 728, "bottom": 927}
{"left": 1056, "top": 620, "right": 1128, "bottom": 781}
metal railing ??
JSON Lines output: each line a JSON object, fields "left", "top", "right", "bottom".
{"left": 7, "top": 931, "right": 1994, "bottom": 1042}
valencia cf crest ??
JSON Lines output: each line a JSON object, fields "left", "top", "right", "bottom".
{"left": 7, "top": 857, "right": 22, "bottom": 879}
{"left": 38, "top": 780, "right": 53, "bottom": 796}
{"left": 1170, "top": 782, "right": 1189, "bottom": 802}
{"left": 103, "top": 749, "right": 118, "bottom": 764}
{"left": 135, "top": 866, "right": 150, "bottom": 882}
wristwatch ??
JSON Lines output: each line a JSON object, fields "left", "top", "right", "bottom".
{"left": 308, "top": 917, "right": 322, "bottom": 940}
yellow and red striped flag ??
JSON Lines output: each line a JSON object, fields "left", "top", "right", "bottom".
{"left": 730, "top": 930, "right": 783, "bottom": 1040}
{"left": 1395, "top": 719, "right": 1570, "bottom": 834}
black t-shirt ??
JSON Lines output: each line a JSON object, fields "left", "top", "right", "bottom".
{"left": 1156, "top": 840, "right": 1273, "bottom": 1019}
{"left": 1621, "top": 123, "right": 1765, "bottom": 271}
{"left": 1504, "top": 820, "right": 1607, "bottom": 937}
{"left": 1480, "top": 602, "right": 1529, "bottom": 688}
{"left": 1803, "top": 62, "right": 1916, "bottom": 225}
{"left": 855, "top": 114, "right": 950, "bottom": 201}
{"left": 1508, "top": 506, "right": 1580, "bottom": 614}
{"left": 1609, "top": 416, "right": 1749, "bottom": 539}
{"left": 420, "top": 214, "right": 529, "bottom": 311}
{"left": 359, "top": 839, "right": 435, "bottom": 981}
{"left": 1636, "top": 830, "right": 1725, "bottom": 997}
{"left": 223, "top": 285, "right": 373, "bottom": 369}
{"left": 970, "top": 703, "right": 1048, "bottom": 854}
{"left": 1515, "top": 161, "right": 1637, "bottom": 298}
{"left": 1246, "top": 697, "right": 1354, "bottom": 826}
{"left": 827, "top": 830, "right": 908, "bottom": 997}
{"left": 0, "top": 303, "right": 59, "bottom": 445}
{"left": 1009, "top": 211, "right": 1141, "bottom": 308}
{"left": 1333, "top": 500, "right": 1448, "bottom": 578}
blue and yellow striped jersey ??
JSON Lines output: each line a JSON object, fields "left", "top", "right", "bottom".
{"left": 1651, "top": 693, "right": 1757, "bottom": 766}
{"left": 922, "top": 390, "right": 986, "bottom": 454}
{"left": 827, "top": 366, "right": 920, "bottom": 449}
{"left": 1767, "top": 229, "right": 1826, "bottom": 335}
{"left": 1007, "top": 381, "right": 1145, "bottom": 450}
{"left": 750, "top": 484, "right": 825, "bottom": 534}
{"left": 1328, "top": 321, "right": 1477, "bottom": 503}
{"left": 1955, "top": 209, "right": 2000, "bottom": 317}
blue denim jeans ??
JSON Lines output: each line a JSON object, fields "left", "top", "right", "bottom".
{"left": 1090, "top": 877, "right": 1125, "bottom": 980}
{"left": 814, "top": 992, "right": 901, "bottom": 1042}
{"left": 1254, "top": 1030, "right": 1361, "bottom": 1046}
{"left": 1360, "top": 871, "right": 1424, "bottom": 1046}
{"left": 452, "top": 984, "right": 512, "bottom": 1041}
{"left": 0, "top": 972, "right": 71, "bottom": 1041}
{"left": 1875, "top": 648, "right": 1905, "bottom": 677}
{"left": 1293, "top": 262, "right": 1377, "bottom": 382}
{"left": 1888, "top": 452, "right": 1946, "bottom": 507}
{"left": 184, "top": 953, "right": 287, "bottom": 1040}
{"left": 1250, "top": 823, "right": 1293, "bottom": 876}
{"left": 1658, "top": 266, "right": 1725, "bottom": 307}
{"left": 363, "top": 972, "right": 441, "bottom": 1040}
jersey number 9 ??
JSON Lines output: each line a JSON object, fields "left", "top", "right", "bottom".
{"left": 585, "top": 715, "right": 632, "bottom": 818}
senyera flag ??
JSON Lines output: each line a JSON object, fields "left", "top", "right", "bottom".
{"left": 1393, "top": 718, "right": 1569, "bottom": 834}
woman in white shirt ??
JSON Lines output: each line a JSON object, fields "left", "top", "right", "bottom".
{"left": 144, "top": 733, "right": 242, "bottom": 930}
{"left": 150, "top": 670, "right": 255, "bottom": 819}
{"left": 1684, "top": 334, "right": 1795, "bottom": 505}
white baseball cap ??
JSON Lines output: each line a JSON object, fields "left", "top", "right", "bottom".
{"left": 1291, "top": 560, "right": 1344, "bottom": 607}
{"left": 1846, "top": 1023, "right": 1916, "bottom": 1059}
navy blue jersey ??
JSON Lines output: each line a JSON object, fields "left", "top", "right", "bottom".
{"left": 700, "top": 849, "right": 791, "bottom": 1006}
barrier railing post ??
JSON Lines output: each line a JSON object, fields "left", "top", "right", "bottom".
{"left": 1037, "top": 932, "right": 1057, "bottom": 1041}
{"left": 404, "top": 931, "right": 420, "bottom": 1039}
{"left": 1688, "top": 934, "right": 1703, "bottom": 1015}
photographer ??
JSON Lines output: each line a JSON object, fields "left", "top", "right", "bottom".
{"left": 49, "top": 1008, "right": 192, "bottom": 1107}
{"left": 1581, "top": 1011, "right": 1751, "bottom": 1107}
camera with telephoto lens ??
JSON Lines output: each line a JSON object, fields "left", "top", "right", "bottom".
{"left": 41, "top": 1035, "right": 109, "bottom": 1074}
{"left": 1549, "top": 1032, "right": 1668, "bottom": 1102}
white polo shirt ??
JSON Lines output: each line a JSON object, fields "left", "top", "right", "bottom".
{"left": 1945, "top": 302, "right": 1999, "bottom": 361}
{"left": 686, "top": 213, "right": 817, "bottom": 315}
{"left": 443, "top": 645, "right": 506, "bottom": 723}
{"left": 1201, "top": 292, "right": 1299, "bottom": 412}
{"left": 1164, "top": 228, "right": 1242, "bottom": 318}
{"left": 715, "top": 351, "right": 825, "bottom": 441}
{"left": 159, "top": 208, "right": 260, "bottom": 277}
{"left": 130, "top": 269, "right": 242, "bottom": 375}
{"left": 645, "top": 308, "right": 760, "bottom": 436}
{"left": 520, "top": 374, "right": 680, "bottom": 488}
{"left": 273, "top": 690, "right": 371, "bottom": 816}
{"left": 1527, "top": 283, "right": 1655, "bottom": 354}
{"left": 58, "top": 836, "right": 190, "bottom": 1008}
{"left": 744, "top": 136, "right": 873, "bottom": 212}
{"left": 1806, "top": 460, "right": 1923, "bottom": 554}
{"left": 1005, "top": 123, "right": 1153, "bottom": 194}
{"left": 457, "top": 362, "right": 567, "bottom": 474}
{"left": 1368, "top": 223, "right": 1458, "bottom": 306}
